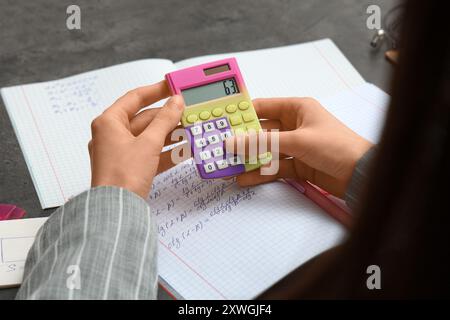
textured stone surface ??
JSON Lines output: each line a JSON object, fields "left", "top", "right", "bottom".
{"left": 0, "top": 0, "right": 396, "bottom": 299}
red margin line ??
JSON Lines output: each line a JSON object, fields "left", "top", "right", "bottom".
{"left": 21, "top": 86, "right": 66, "bottom": 203}
{"left": 312, "top": 42, "right": 384, "bottom": 110}
{"left": 159, "top": 240, "right": 228, "bottom": 300}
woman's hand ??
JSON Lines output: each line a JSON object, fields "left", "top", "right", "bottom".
{"left": 225, "top": 97, "right": 373, "bottom": 198}
{"left": 88, "top": 81, "right": 184, "bottom": 199}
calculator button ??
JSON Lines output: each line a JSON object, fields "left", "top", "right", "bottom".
{"left": 195, "top": 138, "right": 207, "bottom": 148}
{"left": 242, "top": 112, "right": 255, "bottom": 122}
{"left": 238, "top": 101, "right": 250, "bottom": 110}
{"left": 199, "top": 110, "right": 211, "bottom": 120}
{"left": 234, "top": 128, "right": 246, "bottom": 136}
{"left": 186, "top": 113, "right": 198, "bottom": 123}
{"left": 207, "top": 134, "right": 220, "bottom": 145}
{"left": 190, "top": 125, "right": 202, "bottom": 136}
{"left": 246, "top": 124, "right": 260, "bottom": 132}
{"left": 199, "top": 150, "right": 212, "bottom": 160}
{"left": 216, "top": 159, "right": 229, "bottom": 170}
{"left": 204, "top": 162, "right": 216, "bottom": 173}
{"left": 220, "top": 131, "right": 233, "bottom": 140}
{"left": 212, "top": 108, "right": 223, "bottom": 117}
{"left": 216, "top": 119, "right": 228, "bottom": 129}
{"left": 258, "top": 152, "right": 272, "bottom": 165}
{"left": 225, "top": 104, "right": 237, "bottom": 113}
{"left": 212, "top": 147, "right": 224, "bottom": 157}
{"left": 229, "top": 156, "right": 242, "bottom": 166}
{"left": 230, "top": 114, "right": 242, "bottom": 126}
{"left": 203, "top": 122, "right": 215, "bottom": 132}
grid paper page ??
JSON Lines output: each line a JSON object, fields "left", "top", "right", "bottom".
{"left": 319, "top": 83, "right": 390, "bottom": 144}
{"left": 153, "top": 159, "right": 346, "bottom": 299}
{"left": 1, "top": 59, "right": 175, "bottom": 208}
{"left": 0, "top": 218, "right": 48, "bottom": 288}
{"left": 175, "top": 39, "right": 365, "bottom": 100}
{"left": 154, "top": 83, "right": 389, "bottom": 299}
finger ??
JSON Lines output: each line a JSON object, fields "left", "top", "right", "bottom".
{"left": 252, "top": 98, "right": 298, "bottom": 120}
{"left": 141, "top": 95, "right": 185, "bottom": 143}
{"left": 236, "top": 159, "right": 297, "bottom": 187}
{"left": 156, "top": 144, "right": 190, "bottom": 174}
{"left": 225, "top": 130, "right": 296, "bottom": 159}
{"left": 106, "top": 80, "right": 170, "bottom": 119}
{"left": 259, "top": 119, "right": 281, "bottom": 131}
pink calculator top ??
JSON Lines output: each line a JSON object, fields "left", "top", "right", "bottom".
{"left": 165, "top": 58, "right": 247, "bottom": 102}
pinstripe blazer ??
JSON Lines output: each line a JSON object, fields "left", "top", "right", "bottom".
{"left": 16, "top": 186, "right": 158, "bottom": 300}
{"left": 15, "top": 148, "right": 375, "bottom": 300}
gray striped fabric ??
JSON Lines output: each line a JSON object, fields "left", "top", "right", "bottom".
{"left": 15, "top": 186, "right": 158, "bottom": 300}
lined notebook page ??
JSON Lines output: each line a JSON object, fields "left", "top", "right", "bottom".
{"left": 176, "top": 39, "right": 365, "bottom": 99}
{"left": 1, "top": 59, "right": 175, "bottom": 208}
{"left": 0, "top": 218, "right": 47, "bottom": 288}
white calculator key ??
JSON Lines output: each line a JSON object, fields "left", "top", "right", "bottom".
{"left": 212, "top": 147, "right": 224, "bottom": 157}
{"left": 204, "top": 162, "right": 216, "bottom": 173}
{"left": 199, "top": 150, "right": 212, "bottom": 160}
{"left": 195, "top": 138, "right": 207, "bottom": 148}
{"left": 216, "top": 159, "right": 229, "bottom": 169}
{"left": 203, "top": 122, "right": 215, "bottom": 132}
{"left": 216, "top": 119, "right": 228, "bottom": 129}
{"left": 190, "top": 125, "right": 202, "bottom": 136}
{"left": 207, "top": 134, "right": 220, "bottom": 145}
{"left": 220, "top": 131, "right": 233, "bottom": 140}
{"left": 228, "top": 156, "right": 242, "bottom": 166}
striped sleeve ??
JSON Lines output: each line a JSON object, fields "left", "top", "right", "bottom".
{"left": 15, "top": 186, "right": 158, "bottom": 300}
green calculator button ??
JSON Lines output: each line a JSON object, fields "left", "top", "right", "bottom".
{"left": 230, "top": 114, "right": 243, "bottom": 126}
{"left": 243, "top": 112, "right": 255, "bottom": 122}
{"left": 186, "top": 113, "right": 198, "bottom": 123}
{"left": 246, "top": 124, "right": 260, "bottom": 132}
{"left": 199, "top": 110, "right": 211, "bottom": 120}
{"left": 238, "top": 101, "right": 250, "bottom": 110}
{"left": 226, "top": 104, "right": 237, "bottom": 113}
{"left": 234, "top": 128, "right": 246, "bottom": 135}
{"left": 212, "top": 107, "right": 223, "bottom": 117}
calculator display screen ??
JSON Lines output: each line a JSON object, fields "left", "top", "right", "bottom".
{"left": 181, "top": 78, "right": 239, "bottom": 106}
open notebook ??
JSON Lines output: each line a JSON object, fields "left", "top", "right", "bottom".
{"left": 1, "top": 39, "right": 390, "bottom": 299}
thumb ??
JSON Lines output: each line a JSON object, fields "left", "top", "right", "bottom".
{"left": 141, "top": 95, "right": 184, "bottom": 142}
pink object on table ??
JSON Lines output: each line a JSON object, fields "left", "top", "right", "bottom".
{"left": 0, "top": 204, "right": 26, "bottom": 220}
{"left": 284, "top": 179, "right": 352, "bottom": 229}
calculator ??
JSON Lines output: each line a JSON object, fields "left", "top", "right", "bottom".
{"left": 165, "top": 58, "right": 271, "bottom": 179}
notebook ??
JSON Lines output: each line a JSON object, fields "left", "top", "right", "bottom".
{"left": 0, "top": 38, "right": 390, "bottom": 299}
{"left": 0, "top": 83, "right": 389, "bottom": 298}
{"left": 1, "top": 38, "right": 365, "bottom": 209}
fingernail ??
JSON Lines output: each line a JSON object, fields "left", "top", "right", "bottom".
{"left": 171, "top": 95, "right": 184, "bottom": 111}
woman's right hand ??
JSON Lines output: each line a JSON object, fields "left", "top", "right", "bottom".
{"left": 225, "top": 97, "right": 373, "bottom": 198}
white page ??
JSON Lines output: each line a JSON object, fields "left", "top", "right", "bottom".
{"left": 1, "top": 59, "right": 176, "bottom": 208}
{"left": 175, "top": 39, "right": 365, "bottom": 100}
{"left": 154, "top": 83, "right": 389, "bottom": 300}
{"left": 0, "top": 218, "right": 48, "bottom": 288}
{"left": 153, "top": 160, "right": 346, "bottom": 299}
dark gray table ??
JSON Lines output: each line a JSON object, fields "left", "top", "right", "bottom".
{"left": 0, "top": 0, "right": 396, "bottom": 300}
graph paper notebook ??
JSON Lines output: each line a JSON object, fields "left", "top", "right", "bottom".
{"left": 0, "top": 83, "right": 389, "bottom": 299}
{"left": 1, "top": 39, "right": 364, "bottom": 209}
{"left": 1, "top": 38, "right": 390, "bottom": 299}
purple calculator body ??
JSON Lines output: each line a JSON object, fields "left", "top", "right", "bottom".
{"left": 185, "top": 117, "right": 245, "bottom": 179}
